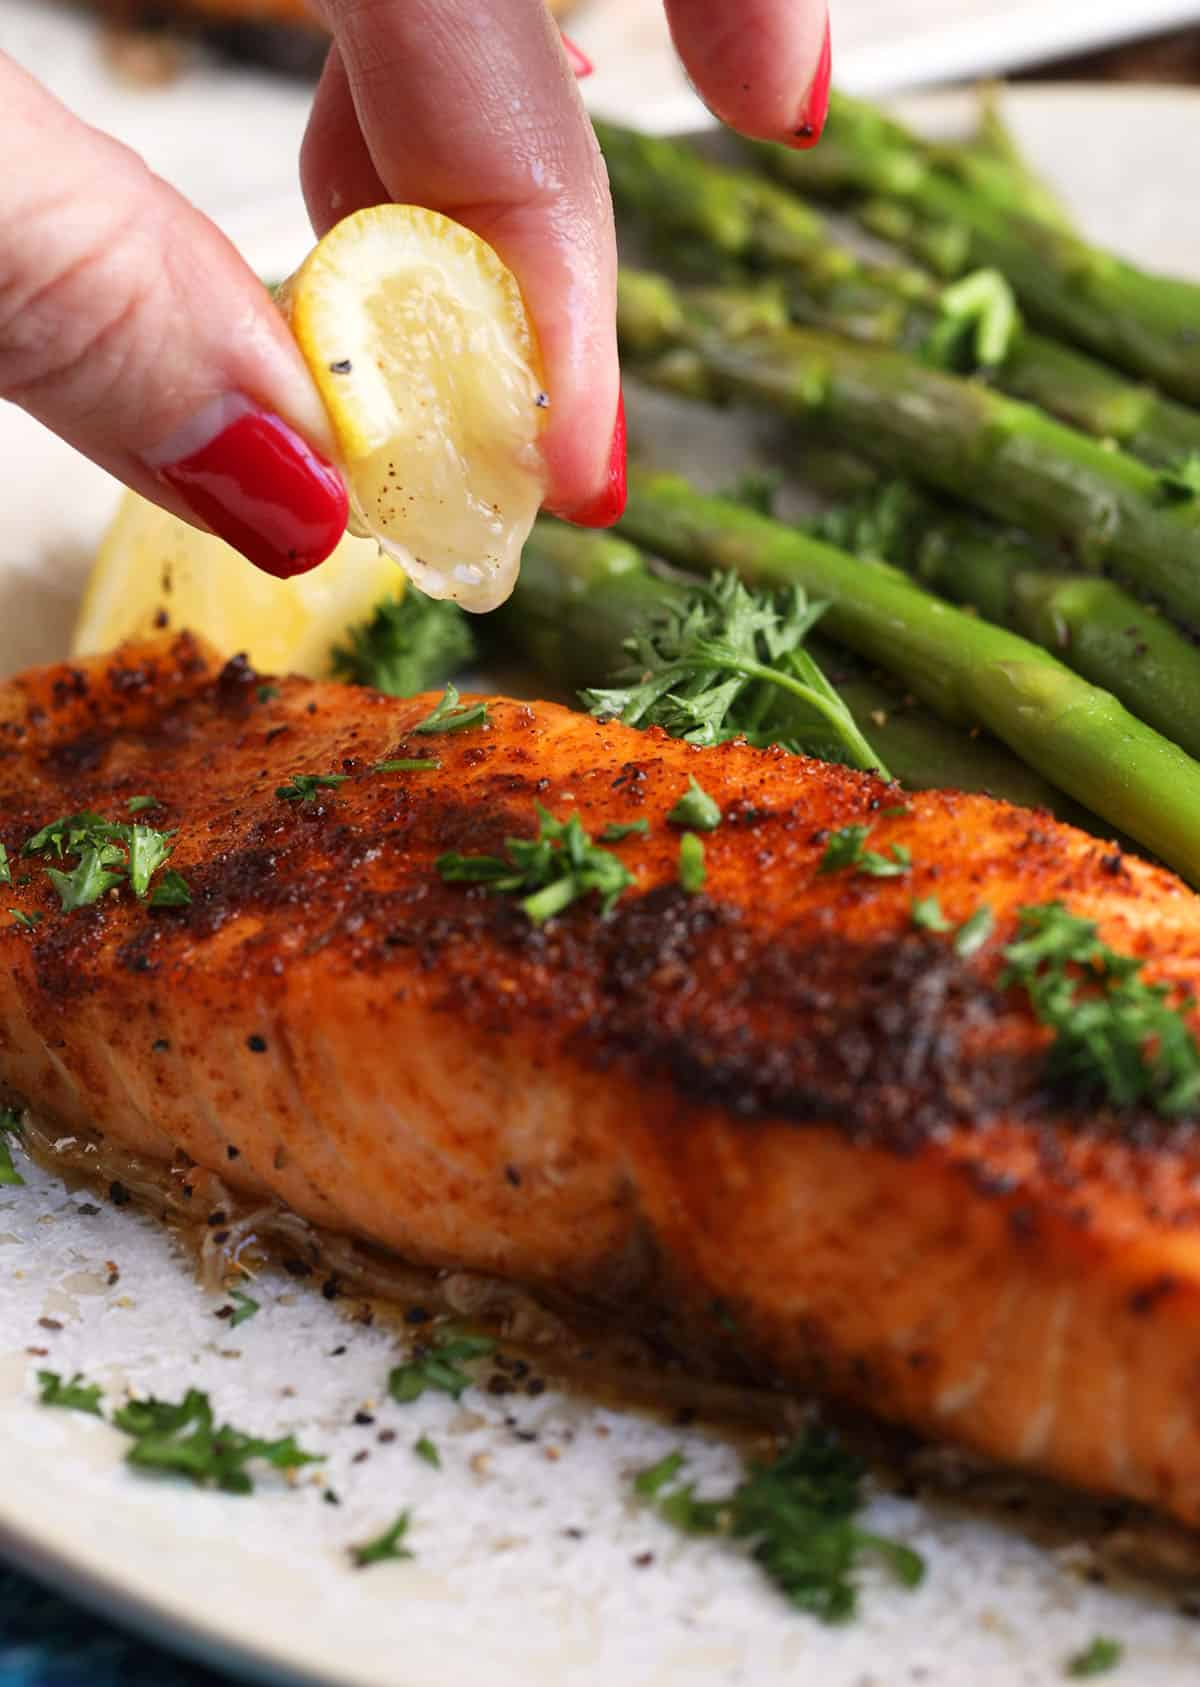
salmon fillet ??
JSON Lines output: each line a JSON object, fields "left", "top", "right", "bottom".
{"left": 5, "top": 634, "right": 1200, "bottom": 1523}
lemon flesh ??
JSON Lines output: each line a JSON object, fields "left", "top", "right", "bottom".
{"left": 73, "top": 490, "right": 399, "bottom": 677}
{"left": 281, "top": 205, "right": 547, "bottom": 615}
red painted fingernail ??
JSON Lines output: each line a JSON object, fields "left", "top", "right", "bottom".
{"left": 789, "top": 16, "right": 831, "bottom": 149}
{"left": 566, "top": 390, "right": 626, "bottom": 529}
{"left": 561, "top": 32, "right": 593, "bottom": 79}
{"left": 145, "top": 396, "right": 348, "bottom": 579}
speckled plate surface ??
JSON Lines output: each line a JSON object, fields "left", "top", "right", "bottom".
{"left": 4, "top": 18, "right": 1200, "bottom": 1681}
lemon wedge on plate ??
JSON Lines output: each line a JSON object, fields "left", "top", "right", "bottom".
{"left": 72, "top": 490, "right": 398, "bottom": 677}
{"left": 278, "top": 204, "right": 547, "bottom": 614}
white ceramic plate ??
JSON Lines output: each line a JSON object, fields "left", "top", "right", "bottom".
{"left": 4, "top": 38, "right": 1200, "bottom": 1686}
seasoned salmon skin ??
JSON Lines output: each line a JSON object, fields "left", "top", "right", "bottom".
{"left": 5, "top": 634, "right": 1200, "bottom": 1524}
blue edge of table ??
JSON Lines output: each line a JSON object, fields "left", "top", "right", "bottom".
{"left": 0, "top": 1563, "right": 241, "bottom": 1687}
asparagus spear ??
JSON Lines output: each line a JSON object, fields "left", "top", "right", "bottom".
{"left": 616, "top": 470, "right": 1200, "bottom": 884}
{"left": 753, "top": 102, "right": 1200, "bottom": 406}
{"left": 616, "top": 270, "right": 1200, "bottom": 629}
{"left": 823, "top": 481, "right": 1200, "bottom": 763}
{"left": 600, "top": 124, "right": 1200, "bottom": 470}
{"left": 501, "top": 520, "right": 1083, "bottom": 816}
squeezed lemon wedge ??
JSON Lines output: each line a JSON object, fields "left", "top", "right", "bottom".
{"left": 277, "top": 204, "right": 547, "bottom": 614}
{"left": 72, "top": 490, "right": 398, "bottom": 677}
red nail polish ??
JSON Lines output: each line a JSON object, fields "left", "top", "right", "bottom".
{"left": 789, "top": 17, "right": 831, "bottom": 150}
{"left": 561, "top": 32, "right": 593, "bottom": 80}
{"left": 566, "top": 391, "right": 626, "bottom": 529}
{"left": 148, "top": 398, "right": 348, "bottom": 579}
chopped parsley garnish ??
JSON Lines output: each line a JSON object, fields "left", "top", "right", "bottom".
{"left": 9, "top": 909, "right": 41, "bottom": 930}
{"left": 111, "top": 1388, "right": 321, "bottom": 1493}
{"left": 1066, "top": 1636, "right": 1123, "bottom": 1677}
{"left": 256, "top": 685, "right": 280, "bottom": 704}
{"left": 598, "top": 819, "right": 649, "bottom": 843}
{"left": 437, "top": 805, "right": 635, "bottom": 925}
{"left": 927, "top": 266, "right": 1020, "bottom": 370}
{"left": 910, "top": 895, "right": 950, "bottom": 932}
{"left": 149, "top": 870, "right": 192, "bottom": 909}
{"left": 45, "top": 845, "right": 126, "bottom": 912}
{"left": 0, "top": 843, "right": 9, "bottom": 886}
{"left": 634, "top": 1427, "right": 923, "bottom": 1623}
{"left": 412, "top": 683, "right": 490, "bottom": 736}
{"left": 351, "top": 1511, "right": 414, "bottom": 1569}
{"left": 126, "top": 795, "right": 160, "bottom": 815}
{"left": 1001, "top": 903, "right": 1200, "bottom": 1115}
{"left": 276, "top": 773, "right": 348, "bottom": 803}
{"left": 414, "top": 1435, "right": 441, "bottom": 1469}
{"left": 332, "top": 592, "right": 476, "bottom": 698}
{"left": 372, "top": 758, "right": 441, "bottom": 774}
{"left": 668, "top": 777, "right": 722, "bottom": 832}
{"left": 678, "top": 832, "right": 706, "bottom": 894}
{"left": 387, "top": 1330, "right": 496, "bottom": 1404}
{"left": 582, "top": 571, "right": 884, "bottom": 776}
{"left": 228, "top": 1288, "right": 260, "bottom": 1328}
{"left": 817, "top": 825, "right": 911, "bottom": 879}
{"left": 0, "top": 1106, "right": 23, "bottom": 1188}
{"left": 22, "top": 811, "right": 178, "bottom": 911}
{"left": 37, "top": 1370, "right": 104, "bottom": 1416}
{"left": 954, "top": 904, "right": 994, "bottom": 958}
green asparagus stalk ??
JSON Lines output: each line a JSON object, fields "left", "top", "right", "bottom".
{"left": 616, "top": 269, "right": 1200, "bottom": 630}
{"left": 600, "top": 123, "right": 1200, "bottom": 470}
{"left": 500, "top": 520, "right": 1083, "bottom": 817}
{"left": 822, "top": 481, "right": 1200, "bottom": 764}
{"left": 753, "top": 98, "right": 1200, "bottom": 406}
{"left": 616, "top": 470, "right": 1200, "bottom": 884}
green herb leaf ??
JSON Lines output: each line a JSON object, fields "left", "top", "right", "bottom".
{"left": 257, "top": 685, "right": 280, "bottom": 703}
{"left": 45, "top": 845, "right": 125, "bottom": 912}
{"left": 37, "top": 1370, "right": 104, "bottom": 1416}
{"left": 1001, "top": 903, "right": 1200, "bottom": 1116}
{"left": 1066, "top": 1636, "right": 1123, "bottom": 1677}
{"left": 228, "top": 1289, "right": 260, "bottom": 1328}
{"left": 23, "top": 812, "right": 123, "bottom": 860}
{"left": 818, "top": 825, "right": 910, "bottom": 879}
{"left": 634, "top": 1427, "right": 923, "bottom": 1624}
{"left": 582, "top": 571, "right": 885, "bottom": 777}
{"left": 351, "top": 1511, "right": 414, "bottom": 1569}
{"left": 387, "top": 1328, "right": 496, "bottom": 1405}
{"left": 0, "top": 843, "right": 10, "bottom": 886}
{"left": 127, "top": 825, "right": 174, "bottom": 899}
{"left": 126, "top": 796, "right": 160, "bottom": 815}
{"left": 437, "top": 804, "right": 635, "bottom": 925}
{"left": 276, "top": 773, "right": 348, "bottom": 803}
{"left": 0, "top": 1108, "right": 23, "bottom": 1187}
{"left": 668, "top": 777, "right": 722, "bottom": 832}
{"left": 149, "top": 871, "right": 192, "bottom": 909}
{"left": 678, "top": 832, "right": 706, "bottom": 894}
{"left": 332, "top": 593, "right": 476, "bottom": 698}
{"left": 9, "top": 909, "right": 42, "bottom": 930}
{"left": 598, "top": 820, "right": 650, "bottom": 843}
{"left": 112, "top": 1387, "right": 321, "bottom": 1493}
{"left": 412, "top": 683, "right": 490, "bottom": 736}
{"left": 414, "top": 1435, "right": 441, "bottom": 1469}
{"left": 910, "top": 895, "right": 951, "bottom": 932}
{"left": 954, "top": 905, "right": 994, "bottom": 958}
{"left": 928, "top": 267, "right": 1020, "bottom": 369}
{"left": 372, "top": 759, "right": 442, "bottom": 774}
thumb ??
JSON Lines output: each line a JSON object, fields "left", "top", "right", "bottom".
{"left": 0, "top": 52, "right": 347, "bottom": 579}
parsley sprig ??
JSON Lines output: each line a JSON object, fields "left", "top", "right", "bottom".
{"left": 351, "top": 1511, "right": 414, "bottom": 1569}
{"left": 437, "top": 804, "right": 636, "bottom": 924}
{"left": 37, "top": 1371, "right": 103, "bottom": 1416}
{"left": 1001, "top": 903, "right": 1200, "bottom": 1116}
{"left": 20, "top": 810, "right": 186, "bottom": 913}
{"left": 332, "top": 593, "right": 476, "bottom": 698}
{"left": 817, "top": 824, "right": 911, "bottom": 879}
{"left": 111, "top": 1389, "right": 321, "bottom": 1493}
{"left": 0, "top": 1106, "right": 24, "bottom": 1188}
{"left": 1066, "top": 1637, "right": 1123, "bottom": 1677}
{"left": 582, "top": 572, "right": 885, "bottom": 776}
{"left": 387, "top": 1329, "right": 496, "bottom": 1404}
{"left": 634, "top": 1427, "right": 923, "bottom": 1623}
{"left": 276, "top": 773, "right": 348, "bottom": 803}
{"left": 412, "top": 683, "right": 490, "bottom": 735}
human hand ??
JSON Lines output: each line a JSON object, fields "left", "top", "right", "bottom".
{"left": 0, "top": 4, "right": 829, "bottom": 579}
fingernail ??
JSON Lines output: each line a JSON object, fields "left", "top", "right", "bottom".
{"left": 789, "top": 16, "right": 831, "bottom": 149}
{"left": 144, "top": 395, "right": 348, "bottom": 579}
{"left": 565, "top": 389, "right": 626, "bottom": 529}
{"left": 561, "top": 32, "right": 594, "bottom": 79}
